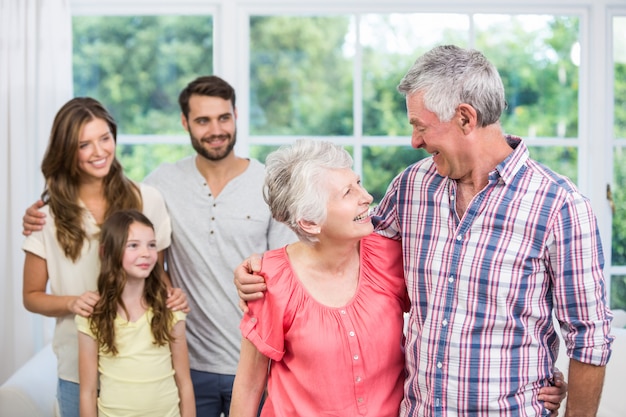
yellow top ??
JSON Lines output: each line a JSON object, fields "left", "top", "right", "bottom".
{"left": 76, "top": 309, "right": 186, "bottom": 417}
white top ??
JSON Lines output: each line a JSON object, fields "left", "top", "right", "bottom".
{"left": 22, "top": 183, "right": 171, "bottom": 383}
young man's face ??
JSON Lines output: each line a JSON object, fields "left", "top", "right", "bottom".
{"left": 182, "top": 94, "right": 237, "bottom": 161}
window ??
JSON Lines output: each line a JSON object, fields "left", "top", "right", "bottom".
{"left": 612, "top": 15, "right": 626, "bottom": 310}
{"left": 72, "top": 13, "right": 214, "bottom": 181}
{"left": 70, "top": 1, "right": 620, "bottom": 309}
{"left": 247, "top": 12, "right": 580, "bottom": 202}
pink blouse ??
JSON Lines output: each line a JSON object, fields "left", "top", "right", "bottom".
{"left": 241, "top": 233, "right": 409, "bottom": 416}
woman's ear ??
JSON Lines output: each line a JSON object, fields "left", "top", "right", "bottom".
{"left": 298, "top": 219, "right": 321, "bottom": 235}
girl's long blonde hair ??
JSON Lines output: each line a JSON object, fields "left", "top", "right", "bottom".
{"left": 90, "top": 209, "right": 173, "bottom": 355}
{"left": 41, "top": 97, "right": 142, "bottom": 261}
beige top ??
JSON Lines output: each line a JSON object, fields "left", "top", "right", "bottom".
{"left": 22, "top": 183, "right": 171, "bottom": 383}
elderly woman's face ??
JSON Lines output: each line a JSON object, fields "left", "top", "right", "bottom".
{"left": 320, "top": 168, "right": 374, "bottom": 240}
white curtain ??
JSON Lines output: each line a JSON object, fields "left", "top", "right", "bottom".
{"left": 0, "top": 0, "right": 73, "bottom": 383}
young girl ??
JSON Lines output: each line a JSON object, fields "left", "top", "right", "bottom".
{"left": 22, "top": 97, "right": 184, "bottom": 417}
{"left": 76, "top": 209, "right": 195, "bottom": 417}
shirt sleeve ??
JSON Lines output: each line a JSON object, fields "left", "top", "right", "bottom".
{"left": 361, "top": 233, "right": 409, "bottom": 312}
{"left": 550, "top": 191, "right": 614, "bottom": 366}
{"left": 75, "top": 315, "right": 96, "bottom": 339}
{"left": 240, "top": 249, "right": 293, "bottom": 362}
{"left": 139, "top": 182, "right": 172, "bottom": 251}
{"left": 373, "top": 172, "right": 403, "bottom": 240}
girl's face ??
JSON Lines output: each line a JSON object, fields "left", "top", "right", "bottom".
{"left": 77, "top": 117, "right": 116, "bottom": 183}
{"left": 122, "top": 222, "right": 158, "bottom": 281}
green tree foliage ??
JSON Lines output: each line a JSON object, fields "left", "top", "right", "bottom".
{"left": 73, "top": 15, "right": 213, "bottom": 135}
{"left": 249, "top": 16, "right": 354, "bottom": 135}
{"left": 73, "top": 13, "right": 626, "bottom": 309}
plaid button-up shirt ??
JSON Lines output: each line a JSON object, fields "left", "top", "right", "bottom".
{"left": 374, "top": 135, "right": 613, "bottom": 416}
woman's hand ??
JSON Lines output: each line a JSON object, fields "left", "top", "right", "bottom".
{"left": 69, "top": 291, "right": 100, "bottom": 317}
{"left": 167, "top": 287, "right": 190, "bottom": 313}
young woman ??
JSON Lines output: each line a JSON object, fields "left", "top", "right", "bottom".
{"left": 22, "top": 97, "right": 183, "bottom": 417}
{"left": 76, "top": 210, "right": 194, "bottom": 417}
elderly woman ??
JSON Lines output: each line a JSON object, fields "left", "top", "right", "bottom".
{"left": 229, "top": 139, "right": 409, "bottom": 416}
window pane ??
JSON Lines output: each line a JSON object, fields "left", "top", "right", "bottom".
{"left": 73, "top": 15, "right": 213, "bottom": 135}
{"left": 475, "top": 15, "right": 580, "bottom": 139}
{"left": 527, "top": 146, "right": 578, "bottom": 183}
{"left": 361, "top": 13, "right": 470, "bottom": 136}
{"left": 613, "top": 17, "right": 626, "bottom": 282}
{"left": 249, "top": 16, "right": 354, "bottom": 135}
{"left": 615, "top": 17, "right": 626, "bottom": 139}
{"left": 613, "top": 147, "right": 626, "bottom": 266}
{"left": 363, "top": 145, "right": 429, "bottom": 204}
{"left": 117, "top": 144, "right": 195, "bottom": 182}
{"left": 611, "top": 275, "right": 626, "bottom": 310}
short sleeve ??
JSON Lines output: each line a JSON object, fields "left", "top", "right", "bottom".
{"left": 75, "top": 315, "right": 96, "bottom": 339}
{"left": 361, "top": 233, "right": 409, "bottom": 312}
{"left": 172, "top": 310, "right": 186, "bottom": 326}
{"left": 21, "top": 205, "right": 51, "bottom": 259}
{"left": 240, "top": 248, "right": 295, "bottom": 362}
{"left": 139, "top": 183, "right": 172, "bottom": 251}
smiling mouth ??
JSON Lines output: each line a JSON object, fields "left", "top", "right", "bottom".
{"left": 353, "top": 210, "right": 370, "bottom": 222}
{"left": 90, "top": 158, "right": 108, "bottom": 167}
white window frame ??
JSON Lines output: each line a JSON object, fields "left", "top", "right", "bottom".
{"left": 70, "top": 0, "right": 618, "bottom": 302}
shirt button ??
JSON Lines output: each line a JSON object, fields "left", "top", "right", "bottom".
{"left": 353, "top": 355, "right": 359, "bottom": 360}
{"left": 349, "top": 331, "right": 355, "bottom": 337}
{"left": 442, "top": 319, "right": 448, "bottom": 327}
{"left": 340, "top": 310, "right": 347, "bottom": 315}
{"left": 355, "top": 376, "right": 362, "bottom": 383}
{"left": 456, "top": 234, "right": 463, "bottom": 241}
{"left": 437, "top": 362, "right": 442, "bottom": 369}
{"left": 251, "top": 318, "right": 257, "bottom": 323}
{"left": 448, "top": 276, "right": 454, "bottom": 283}
{"left": 357, "top": 397, "right": 364, "bottom": 403}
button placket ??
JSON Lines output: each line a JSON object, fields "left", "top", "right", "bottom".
{"left": 338, "top": 308, "right": 367, "bottom": 414}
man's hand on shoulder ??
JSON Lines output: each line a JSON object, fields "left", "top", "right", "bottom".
{"left": 23, "top": 200, "right": 46, "bottom": 236}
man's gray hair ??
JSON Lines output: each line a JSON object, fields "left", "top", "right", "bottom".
{"left": 397, "top": 44, "right": 506, "bottom": 127}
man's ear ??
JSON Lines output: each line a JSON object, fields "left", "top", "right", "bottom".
{"left": 181, "top": 113, "right": 190, "bottom": 132}
{"left": 457, "top": 103, "right": 478, "bottom": 133}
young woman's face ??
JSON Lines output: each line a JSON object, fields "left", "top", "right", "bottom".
{"left": 122, "top": 222, "right": 158, "bottom": 281}
{"left": 320, "top": 168, "right": 374, "bottom": 241}
{"left": 77, "top": 117, "right": 116, "bottom": 183}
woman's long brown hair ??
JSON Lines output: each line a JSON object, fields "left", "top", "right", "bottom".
{"left": 90, "top": 209, "right": 173, "bottom": 355}
{"left": 41, "top": 97, "right": 142, "bottom": 261}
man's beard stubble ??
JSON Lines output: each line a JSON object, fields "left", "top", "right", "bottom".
{"left": 191, "top": 130, "right": 237, "bottom": 161}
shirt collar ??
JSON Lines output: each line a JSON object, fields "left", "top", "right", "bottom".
{"left": 491, "top": 134, "right": 528, "bottom": 185}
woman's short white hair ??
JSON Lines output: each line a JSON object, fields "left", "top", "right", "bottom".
{"left": 264, "top": 139, "right": 353, "bottom": 244}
